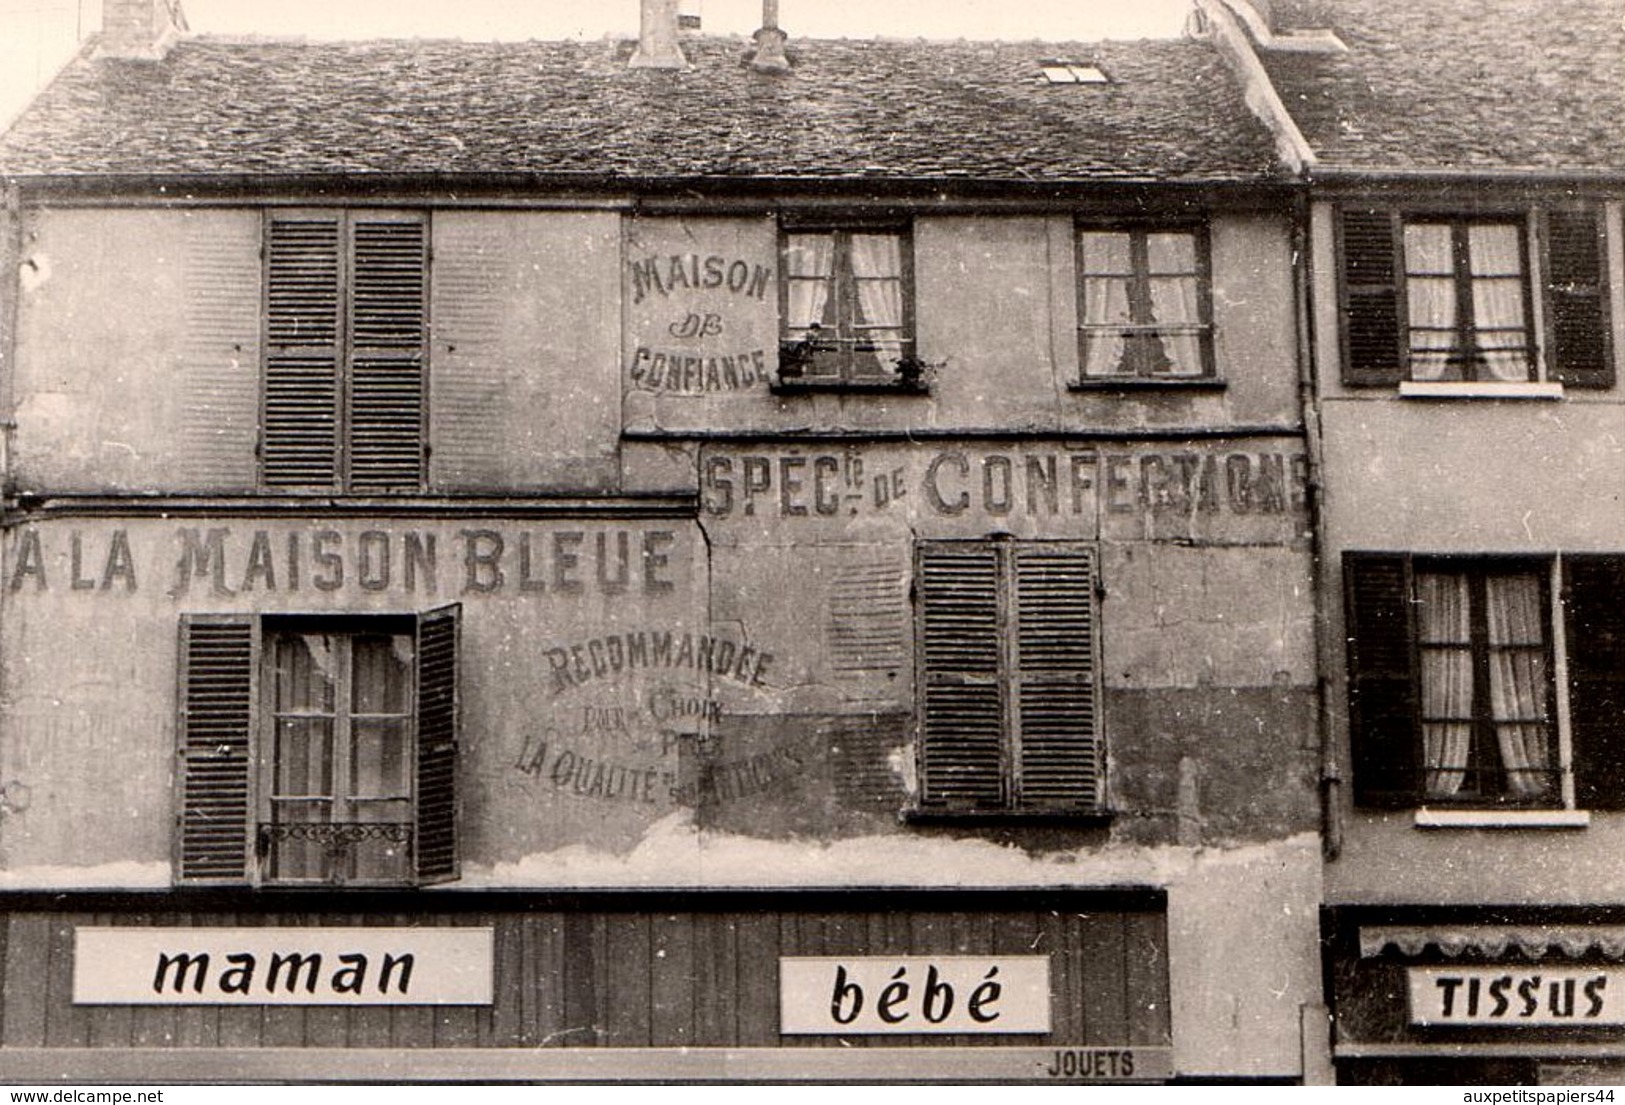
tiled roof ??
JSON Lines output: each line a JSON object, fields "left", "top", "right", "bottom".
{"left": 0, "top": 33, "right": 1282, "bottom": 183}
{"left": 1260, "top": 0, "right": 1625, "bottom": 173}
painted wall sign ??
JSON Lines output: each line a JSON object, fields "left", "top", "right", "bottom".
{"left": 703, "top": 447, "right": 1311, "bottom": 520}
{"left": 624, "top": 218, "right": 780, "bottom": 396}
{"left": 780, "top": 956, "right": 1050, "bottom": 1035}
{"left": 74, "top": 927, "right": 494, "bottom": 1006}
{"left": 626, "top": 251, "right": 775, "bottom": 394}
{"left": 1408, "top": 967, "right": 1622, "bottom": 1026}
{"left": 3, "top": 524, "right": 681, "bottom": 599}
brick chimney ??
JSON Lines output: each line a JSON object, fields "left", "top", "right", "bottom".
{"left": 98, "top": 0, "right": 188, "bottom": 60}
{"left": 630, "top": 0, "right": 687, "bottom": 69}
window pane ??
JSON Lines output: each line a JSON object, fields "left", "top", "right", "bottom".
{"left": 352, "top": 634, "right": 412, "bottom": 715}
{"left": 1079, "top": 231, "right": 1131, "bottom": 275}
{"left": 1149, "top": 276, "right": 1200, "bottom": 326}
{"left": 1407, "top": 273, "right": 1459, "bottom": 381}
{"left": 1424, "top": 722, "right": 1472, "bottom": 797}
{"left": 849, "top": 233, "right": 902, "bottom": 279}
{"left": 1145, "top": 232, "right": 1196, "bottom": 273}
{"left": 352, "top": 719, "right": 410, "bottom": 800}
{"left": 1082, "top": 276, "right": 1130, "bottom": 327}
{"left": 1403, "top": 224, "right": 1454, "bottom": 275}
{"left": 266, "top": 800, "right": 329, "bottom": 881}
{"left": 1158, "top": 333, "right": 1204, "bottom": 377}
{"left": 1468, "top": 224, "right": 1523, "bottom": 277}
{"left": 784, "top": 233, "right": 836, "bottom": 278}
{"left": 275, "top": 718, "right": 334, "bottom": 798}
{"left": 1485, "top": 573, "right": 1544, "bottom": 645}
{"left": 1416, "top": 573, "right": 1470, "bottom": 643}
{"left": 274, "top": 634, "right": 336, "bottom": 713}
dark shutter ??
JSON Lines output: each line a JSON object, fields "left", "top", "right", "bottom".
{"left": 414, "top": 603, "right": 461, "bottom": 883}
{"left": 262, "top": 216, "right": 342, "bottom": 487}
{"left": 1545, "top": 208, "right": 1614, "bottom": 389}
{"left": 917, "top": 543, "right": 1005, "bottom": 810}
{"left": 175, "top": 615, "right": 257, "bottom": 883}
{"left": 1011, "top": 545, "right": 1102, "bottom": 811}
{"left": 1567, "top": 557, "right": 1625, "bottom": 810}
{"left": 1344, "top": 553, "right": 1421, "bottom": 807}
{"left": 1340, "top": 208, "right": 1405, "bottom": 386}
{"left": 348, "top": 218, "right": 427, "bottom": 490}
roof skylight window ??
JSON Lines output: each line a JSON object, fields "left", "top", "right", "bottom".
{"left": 1039, "top": 60, "right": 1110, "bottom": 84}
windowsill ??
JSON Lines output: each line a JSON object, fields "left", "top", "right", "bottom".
{"left": 772, "top": 377, "right": 929, "bottom": 395}
{"left": 1068, "top": 378, "right": 1226, "bottom": 392}
{"left": 1398, "top": 380, "right": 1565, "bottom": 400}
{"left": 1413, "top": 807, "right": 1591, "bottom": 829}
{"left": 903, "top": 807, "right": 1113, "bottom": 826}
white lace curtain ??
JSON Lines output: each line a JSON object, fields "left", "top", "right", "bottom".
{"left": 1417, "top": 570, "right": 1550, "bottom": 799}
{"left": 1079, "top": 231, "right": 1202, "bottom": 377}
{"left": 1405, "top": 223, "right": 1529, "bottom": 382}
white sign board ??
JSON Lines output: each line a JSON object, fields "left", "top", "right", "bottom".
{"left": 780, "top": 956, "right": 1050, "bottom": 1034}
{"left": 74, "top": 927, "right": 494, "bottom": 1005}
{"left": 1408, "top": 967, "right": 1621, "bottom": 1026}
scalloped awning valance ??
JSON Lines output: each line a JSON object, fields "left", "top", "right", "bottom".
{"left": 1360, "top": 926, "right": 1625, "bottom": 961}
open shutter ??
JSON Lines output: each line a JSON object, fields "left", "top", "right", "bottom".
{"left": 1344, "top": 553, "right": 1421, "bottom": 807}
{"left": 1340, "top": 208, "right": 1405, "bottom": 386}
{"left": 1567, "top": 557, "right": 1625, "bottom": 810}
{"left": 349, "top": 217, "right": 428, "bottom": 490}
{"left": 1544, "top": 208, "right": 1614, "bottom": 389}
{"left": 1011, "top": 545, "right": 1102, "bottom": 812}
{"left": 262, "top": 215, "right": 342, "bottom": 487}
{"left": 917, "top": 543, "right": 1005, "bottom": 810}
{"left": 414, "top": 603, "right": 461, "bottom": 883}
{"left": 175, "top": 615, "right": 257, "bottom": 883}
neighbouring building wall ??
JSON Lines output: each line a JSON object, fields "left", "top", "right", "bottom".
{"left": 1308, "top": 196, "right": 1625, "bottom": 906}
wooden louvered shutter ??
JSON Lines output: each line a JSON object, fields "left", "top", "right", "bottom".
{"left": 1544, "top": 208, "right": 1614, "bottom": 389}
{"left": 263, "top": 215, "right": 342, "bottom": 487}
{"left": 1344, "top": 554, "right": 1421, "bottom": 807}
{"left": 1011, "top": 545, "right": 1102, "bottom": 812}
{"left": 1567, "top": 557, "right": 1625, "bottom": 810}
{"left": 175, "top": 615, "right": 257, "bottom": 883}
{"left": 917, "top": 543, "right": 1006, "bottom": 810}
{"left": 348, "top": 217, "right": 427, "bottom": 490}
{"left": 413, "top": 603, "right": 460, "bottom": 883}
{"left": 1340, "top": 208, "right": 1406, "bottom": 386}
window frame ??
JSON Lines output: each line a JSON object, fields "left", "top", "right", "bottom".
{"left": 174, "top": 605, "right": 460, "bottom": 888}
{"left": 259, "top": 209, "right": 430, "bottom": 493}
{"left": 1337, "top": 202, "right": 1615, "bottom": 391}
{"left": 258, "top": 616, "right": 419, "bottom": 887}
{"left": 1345, "top": 552, "right": 1625, "bottom": 813}
{"left": 776, "top": 220, "right": 920, "bottom": 391}
{"left": 1398, "top": 217, "right": 1536, "bottom": 384}
{"left": 1071, "top": 220, "right": 1218, "bottom": 389}
{"left": 910, "top": 538, "right": 1106, "bottom": 821}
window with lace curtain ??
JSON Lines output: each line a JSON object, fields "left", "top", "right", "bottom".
{"left": 1339, "top": 205, "right": 1614, "bottom": 389}
{"left": 1075, "top": 224, "right": 1214, "bottom": 384}
{"left": 779, "top": 225, "right": 915, "bottom": 387}
{"left": 1345, "top": 554, "right": 1625, "bottom": 811}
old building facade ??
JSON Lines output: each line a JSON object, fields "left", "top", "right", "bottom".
{"left": 0, "top": 0, "right": 1327, "bottom": 1084}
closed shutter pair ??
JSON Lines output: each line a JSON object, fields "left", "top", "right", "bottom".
{"left": 916, "top": 541, "right": 1104, "bottom": 814}
{"left": 263, "top": 213, "right": 427, "bottom": 490}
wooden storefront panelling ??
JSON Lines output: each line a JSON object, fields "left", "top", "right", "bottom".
{"left": 0, "top": 894, "right": 1169, "bottom": 1051}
